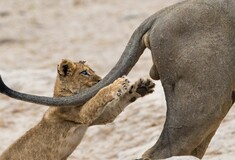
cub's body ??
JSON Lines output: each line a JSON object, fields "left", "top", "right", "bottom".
{"left": 0, "top": 59, "right": 154, "bottom": 160}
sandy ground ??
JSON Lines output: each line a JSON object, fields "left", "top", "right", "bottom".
{"left": 0, "top": 0, "right": 234, "bottom": 159}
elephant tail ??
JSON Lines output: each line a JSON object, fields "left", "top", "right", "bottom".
{"left": 0, "top": 16, "right": 156, "bottom": 107}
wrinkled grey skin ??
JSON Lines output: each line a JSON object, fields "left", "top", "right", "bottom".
{"left": 0, "top": 0, "right": 235, "bottom": 159}
{"left": 140, "top": 0, "right": 235, "bottom": 159}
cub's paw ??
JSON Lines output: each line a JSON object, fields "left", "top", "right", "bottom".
{"left": 111, "top": 76, "right": 130, "bottom": 99}
{"left": 130, "top": 78, "right": 155, "bottom": 97}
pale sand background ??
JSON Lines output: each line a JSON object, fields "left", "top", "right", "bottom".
{"left": 0, "top": 0, "right": 234, "bottom": 159}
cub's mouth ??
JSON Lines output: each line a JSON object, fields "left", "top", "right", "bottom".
{"left": 86, "top": 80, "right": 101, "bottom": 87}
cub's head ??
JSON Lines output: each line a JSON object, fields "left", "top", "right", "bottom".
{"left": 54, "top": 59, "right": 101, "bottom": 97}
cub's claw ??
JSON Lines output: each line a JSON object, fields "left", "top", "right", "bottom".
{"left": 111, "top": 77, "right": 130, "bottom": 99}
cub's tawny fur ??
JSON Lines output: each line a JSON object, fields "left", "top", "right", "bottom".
{"left": 0, "top": 59, "right": 155, "bottom": 160}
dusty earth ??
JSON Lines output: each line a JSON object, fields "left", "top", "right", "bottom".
{"left": 0, "top": 0, "right": 234, "bottom": 159}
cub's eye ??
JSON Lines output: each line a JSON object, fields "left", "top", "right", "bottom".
{"left": 80, "top": 70, "right": 90, "bottom": 76}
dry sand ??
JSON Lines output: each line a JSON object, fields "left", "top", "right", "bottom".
{"left": 0, "top": 0, "right": 234, "bottom": 159}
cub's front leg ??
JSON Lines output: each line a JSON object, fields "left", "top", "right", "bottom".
{"left": 92, "top": 78, "right": 155, "bottom": 125}
{"left": 79, "top": 77, "right": 130, "bottom": 125}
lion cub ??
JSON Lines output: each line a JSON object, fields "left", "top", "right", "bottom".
{"left": 0, "top": 59, "right": 155, "bottom": 160}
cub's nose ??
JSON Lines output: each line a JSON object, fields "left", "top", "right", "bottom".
{"left": 95, "top": 76, "right": 102, "bottom": 82}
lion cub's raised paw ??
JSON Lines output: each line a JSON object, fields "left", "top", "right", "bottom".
{"left": 130, "top": 78, "right": 155, "bottom": 97}
{"left": 98, "top": 76, "right": 130, "bottom": 103}
{"left": 110, "top": 76, "right": 130, "bottom": 99}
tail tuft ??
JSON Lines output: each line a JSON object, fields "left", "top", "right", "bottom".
{"left": 0, "top": 75, "right": 8, "bottom": 94}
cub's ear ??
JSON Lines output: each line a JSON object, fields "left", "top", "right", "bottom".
{"left": 57, "top": 59, "right": 76, "bottom": 77}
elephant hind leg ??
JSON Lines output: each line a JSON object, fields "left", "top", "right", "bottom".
{"left": 191, "top": 91, "right": 235, "bottom": 159}
{"left": 142, "top": 76, "right": 234, "bottom": 159}
{"left": 232, "top": 91, "right": 235, "bottom": 104}
{"left": 191, "top": 130, "right": 216, "bottom": 159}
